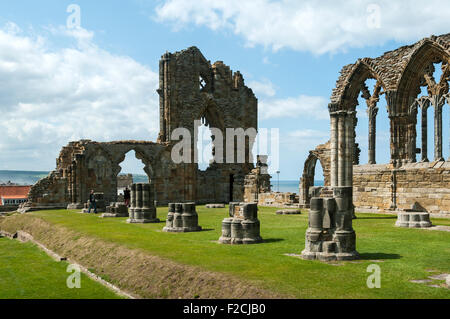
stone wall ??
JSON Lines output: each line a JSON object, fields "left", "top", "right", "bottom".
{"left": 0, "top": 205, "right": 18, "bottom": 212}
{"left": 257, "top": 192, "right": 299, "bottom": 207}
{"left": 24, "top": 171, "right": 68, "bottom": 210}
{"left": 301, "top": 142, "right": 450, "bottom": 214}
{"left": 117, "top": 174, "right": 133, "bottom": 188}
{"left": 354, "top": 162, "right": 450, "bottom": 214}
{"left": 243, "top": 156, "right": 271, "bottom": 203}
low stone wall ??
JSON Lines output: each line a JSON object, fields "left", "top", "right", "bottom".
{"left": 354, "top": 162, "right": 450, "bottom": 215}
{"left": 0, "top": 206, "right": 18, "bottom": 212}
{"left": 257, "top": 192, "right": 299, "bottom": 207}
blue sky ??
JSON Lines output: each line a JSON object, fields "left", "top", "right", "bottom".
{"left": 0, "top": 0, "right": 449, "bottom": 181}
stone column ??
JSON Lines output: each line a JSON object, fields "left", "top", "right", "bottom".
{"left": 385, "top": 91, "right": 398, "bottom": 165}
{"left": 330, "top": 113, "right": 338, "bottom": 187}
{"left": 337, "top": 113, "right": 346, "bottom": 187}
{"left": 344, "top": 112, "right": 354, "bottom": 187}
{"left": 127, "top": 183, "right": 159, "bottom": 224}
{"left": 130, "top": 183, "right": 137, "bottom": 208}
{"left": 420, "top": 102, "right": 429, "bottom": 162}
{"left": 173, "top": 203, "right": 183, "bottom": 228}
{"left": 70, "top": 165, "right": 76, "bottom": 203}
{"left": 432, "top": 95, "right": 444, "bottom": 161}
{"left": 447, "top": 94, "right": 450, "bottom": 161}
{"left": 142, "top": 183, "right": 150, "bottom": 208}
{"left": 180, "top": 202, "right": 202, "bottom": 232}
{"left": 367, "top": 106, "right": 378, "bottom": 164}
{"left": 136, "top": 183, "right": 143, "bottom": 209}
{"left": 333, "top": 186, "right": 358, "bottom": 260}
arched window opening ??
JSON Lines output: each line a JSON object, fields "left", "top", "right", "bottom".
{"left": 314, "top": 160, "right": 324, "bottom": 187}
{"left": 196, "top": 120, "right": 214, "bottom": 171}
{"left": 356, "top": 78, "right": 388, "bottom": 164}
{"left": 375, "top": 98, "right": 390, "bottom": 164}
{"left": 442, "top": 101, "right": 449, "bottom": 160}
{"left": 414, "top": 61, "right": 449, "bottom": 162}
{"left": 199, "top": 75, "right": 206, "bottom": 91}
{"left": 118, "top": 150, "right": 149, "bottom": 197}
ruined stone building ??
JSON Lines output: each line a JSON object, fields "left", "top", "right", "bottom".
{"left": 301, "top": 33, "right": 450, "bottom": 215}
{"left": 22, "top": 47, "right": 270, "bottom": 211}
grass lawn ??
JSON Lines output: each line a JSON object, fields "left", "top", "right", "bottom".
{"left": 0, "top": 237, "right": 122, "bottom": 299}
{"left": 21, "top": 206, "right": 450, "bottom": 299}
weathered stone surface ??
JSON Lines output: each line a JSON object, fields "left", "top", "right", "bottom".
{"left": 101, "top": 202, "right": 128, "bottom": 218}
{"left": 219, "top": 202, "right": 262, "bottom": 244}
{"left": 163, "top": 202, "right": 202, "bottom": 232}
{"left": 301, "top": 188, "right": 359, "bottom": 262}
{"left": 257, "top": 192, "right": 299, "bottom": 207}
{"left": 81, "top": 193, "right": 106, "bottom": 214}
{"left": 299, "top": 142, "right": 332, "bottom": 206}
{"left": 244, "top": 155, "right": 271, "bottom": 203}
{"left": 276, "top": 209, "right": 301, "bottom": 215}
{"left": 127, "top": 183, "right": 159, "bottom": 224}
{"left": 395, "top": 212, "right": 432, "bottom": 228}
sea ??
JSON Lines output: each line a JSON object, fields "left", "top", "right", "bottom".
{"left": 0, "top": 170, "right": 50, "bottom": 185}
{"left": 273, "top": 180, "right": 324, "bottom": 194}
{"left": 0, "top": 170, "right": 324, "bottom": 194}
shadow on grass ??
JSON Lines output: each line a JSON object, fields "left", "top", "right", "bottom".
{"left": 358, "top": 252, "right": 401, "bottom": 260}
{"left": 200, "top": 228, "right": 215, "bottom": 232}
{"left": 262, "top": 238, "right": 284, "bottom": 244}
{"left": 356, "top": 216, "right": 397, "bottom": 220}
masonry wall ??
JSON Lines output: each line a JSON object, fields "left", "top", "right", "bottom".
{"left": 257, "top": 192, "right": 298, "bottom": 207}
{"left": 353, "top": 162, "right": 450, "bottom": 214}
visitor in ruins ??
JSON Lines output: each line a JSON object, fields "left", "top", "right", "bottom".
{"left": 124, "top": 187, "right": 131, "bottom": 207}
{"left": 88, "top": 189, "right": 97, "bottom": 214}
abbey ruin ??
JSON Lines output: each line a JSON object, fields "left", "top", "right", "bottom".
{"left": 300, "top": 33, "right": 450, "bottom": 216}
{"left": 20, "top": 33, "right": 450, "bottom": 219}
{"left": 20, "top": 47, "right": 270, "bottom": 212}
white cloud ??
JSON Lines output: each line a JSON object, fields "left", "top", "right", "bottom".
{"left": 275, "top": 129, "right": 330, "bottom": 174}
{"left": 259, "top": 95, "right": 329, "bottom": 120}
{"left": 155, "top": 0, "right": 450, "bottom": 54}
{"left": 282, "top": 129, "right": 329, "bottom": 149}
{"left": 0, "top": 23, "right": 159, "bottom": 170}
{"left": 288, "top": 129, "right": 329, "bottom": 139}
{"left": 247, "top": 78, "right": 276, "bottom": 97}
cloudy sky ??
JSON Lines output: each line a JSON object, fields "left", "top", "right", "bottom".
{"left": 0, "top": 0, "right": 449, "bottom": 180}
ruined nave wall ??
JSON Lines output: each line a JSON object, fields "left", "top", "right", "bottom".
{"left": 354, "top": 162, "right": 450, "bottom": 214}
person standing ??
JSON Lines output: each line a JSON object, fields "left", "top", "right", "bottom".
{"left": 124, "top": 187, "right": 131, "bottom": 207}
{"left": 88, "top": 190, "right": 97, "bottom": 214}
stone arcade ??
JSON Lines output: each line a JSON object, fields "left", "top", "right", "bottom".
{"left": 300, "top": 33, "right": 450, "bottom": 216}
{"left": 19, "top": 47, "right": 269, "bottom": 212}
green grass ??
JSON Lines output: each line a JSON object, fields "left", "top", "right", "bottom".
{"left": 29, "top": 207, "right": 450, "bottom": 299}
{"left": 0, "top": 237, "right": 122, "bottom": 299}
